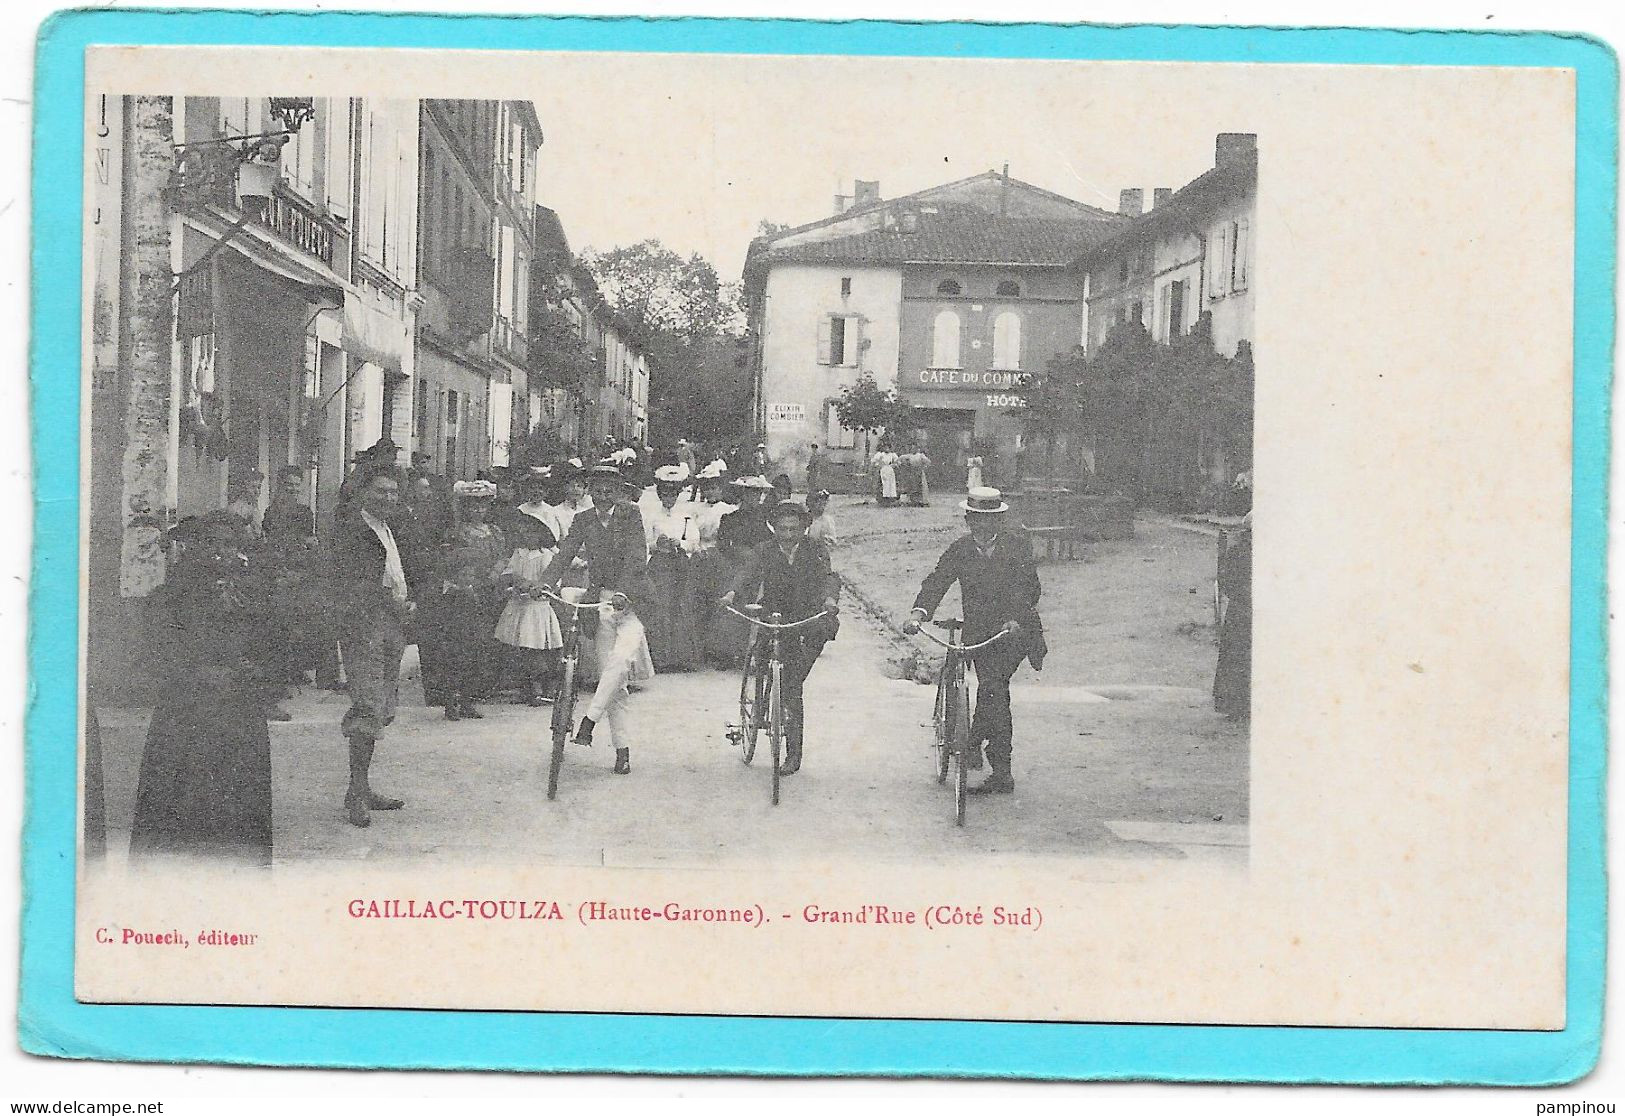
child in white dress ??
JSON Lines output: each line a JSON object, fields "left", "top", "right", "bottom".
{"left": 494, "top": 515, "right": 564, "bottom": 704}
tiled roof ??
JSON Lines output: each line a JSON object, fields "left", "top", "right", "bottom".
{"left": 759, "top": 205, "right": 1122, "bottom": 269}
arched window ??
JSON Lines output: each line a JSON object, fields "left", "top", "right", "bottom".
{"left": 935, "top": 278, "right": 962, "bottom": 296}
{"left": 932, "top": 309, "right": 962, "bottom": 369}
{"left": 995, "top": 279, "right": 1022, "bottom": 297}
{"left": 992, "top": 311, "right": 1022, "bottom": 370}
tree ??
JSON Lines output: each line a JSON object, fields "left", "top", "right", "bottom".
{"left": 755, "top": 219, "right": 791, "bottom": 239}
{"left": 527, "top": 275, "right": 597, "bottom": 394}
{"left": 579, "top": 239, "right": 748, "bottom": 446}
{"left": 833, "top": 374, "right": 908, "bottom": 458}
{"left": 1019, "top": 351, "right": 1085, "bottom": 485}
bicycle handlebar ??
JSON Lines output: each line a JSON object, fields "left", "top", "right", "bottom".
{"left": 725, "top": 606, "right": 833, "bottom": 631}
{"left": 916, "top": 624, "right": 1012, "bottom": 653}
{"left": 539, "top": 589, "right": 616, "bottom": 612}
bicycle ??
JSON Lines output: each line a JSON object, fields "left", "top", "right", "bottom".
{"left": 723, "top": 604, "right": 832, "bottom": 806}
{"left": 539, "top": 587, "right": 614, "bottom": 800}
{"left": 916, "top": 620, "right": 1010, "bottom": 826}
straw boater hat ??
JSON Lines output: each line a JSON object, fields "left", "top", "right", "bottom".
{"left": 587, "top": 460, "right": 624, "bottom": 480}
{"left": 960, "top": 486, "right": 1010, "bottom": 514}
{"left": 654, "top": 463, "right": 691, "bottom": 485}
{"left": 697, "top": 461, "right": 728, "bottom": 482}
{"left": 452, "top": 480, "right": 498, "bottom": 499}
{"left": 730, "top": 474, "right": 774, "bottom": 491}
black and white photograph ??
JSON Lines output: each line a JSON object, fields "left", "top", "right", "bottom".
{"left": 82, "top": 65, "right": 1254, "bottom": 878}
{"left": 62, "top": 41, "right": 1576, "bottom": 1036}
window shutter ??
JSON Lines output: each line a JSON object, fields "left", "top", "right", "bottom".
{"left": 1212, "top": 229, "right": 1229, "bottom": 300}
{"left": 850, "top": 316, "right": 865, "bottom": 368}
{"left": 816, "top": 314, "right": 832, "bottom": 365}
{"left": 1234, "top": 218, "right": 1250, "bottom": 291}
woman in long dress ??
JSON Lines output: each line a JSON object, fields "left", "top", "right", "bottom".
{"left": 129, "top": 513, "right": 277, "bottom": 867}
{"left": 1213, "top": 515, "right": 1253, "bottom": 720}
{"left": 875, "top": 450, "right": 899, "bottom": 506}
{"left": 965, "top": 454, "right": 985, "bottom": 492}
{"left": 706, "top": 474, "right": 774, "bottom": 667}
{"left": 640, "top": 465, "right": 704, "bottom": 671}
{"left": 452, "top": 482, "right": 509, "bottom": 698}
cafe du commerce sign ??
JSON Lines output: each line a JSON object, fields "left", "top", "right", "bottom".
{"left": 913, "top": 368, "right": 1029, "bottom": 409}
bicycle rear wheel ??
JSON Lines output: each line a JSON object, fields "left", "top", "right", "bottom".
{"left": 768, "top": 670, "right": 783, "bottom": 807}
{"left": 738, "top": 654, "right": 765, "bottom": 765}
{"left": 933, "top": 665, "right": 952, "bottom": 785}
{"left": 952, "top": 683, "right": 971, "bottom": 826}
{"left": 547, "top": 658, "right": 575, "bottom": 801}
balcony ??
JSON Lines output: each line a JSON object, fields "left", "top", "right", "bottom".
{"left": 254, "top": 186, "right": 336, "bottom": 266}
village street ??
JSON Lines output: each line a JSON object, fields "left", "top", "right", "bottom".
{"left": 94, "top": 500, "right": 1247, "bottom": 871}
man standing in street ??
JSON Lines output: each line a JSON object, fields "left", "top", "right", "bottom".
{"left": 720, "top": 499, "right": 840, "bottom": 776}
{"left": 903, "top": 487, "right": 1047, "bottom": 795}
{"left": 330, "top": 465, "right": 414, "bottom": 828}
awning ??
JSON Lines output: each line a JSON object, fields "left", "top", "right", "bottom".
{"left": 343, "top": 293, "right": 413, "bottom": 378}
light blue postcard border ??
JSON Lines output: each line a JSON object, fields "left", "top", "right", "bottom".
{"left": 23, "top": 11, "right": 1614, "bottom": 1083}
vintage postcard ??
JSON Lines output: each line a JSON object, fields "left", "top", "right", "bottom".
{"left": 22, "top": 11, "right": 1609, "bottom": 1082}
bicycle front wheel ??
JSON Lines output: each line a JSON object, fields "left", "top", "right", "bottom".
{"left": 738, "top": 655, "right": 765, "bottom": 765}
{"left": 769, "top": 670, "right": 783, "bottom": 807}
{"left": 547, "top": 658, "right": 575, "bottom": 801}
{"left": 933, "top": 665, "right": 952, "bottom": 785}
{"left": 952, "top": 683, "right": 971, "bottom": 826}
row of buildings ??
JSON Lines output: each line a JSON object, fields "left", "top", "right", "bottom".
{"left": 742, "top": 133, "right": 1256, "bottom": 491}
{"left": 85, "top": 95, "right": 649, "bottom": 691}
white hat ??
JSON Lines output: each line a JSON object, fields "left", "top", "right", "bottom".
{"left": 732, "top": 474, "right": 774, "bottom": 490}
{"left": 698, "top": 461, "right": 728, "bottom": 481}
{"left": 960, "top": 486, "right": 1009, "bottom": 514}
{"left": 453, "top": 480, "right": 498, "bottom": 499}
{"left": 654, "top": 463, "right": 691, "bottom": 484}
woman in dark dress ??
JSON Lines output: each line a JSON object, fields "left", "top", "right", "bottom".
{"left": 705, "top": 475, "right": 774, "bottom": 667}
{"left": 1213, "top": 514, "right": 1253, "bottom": 721}
{"left": 129, "top": 513, "right": 278, "bottom": 867}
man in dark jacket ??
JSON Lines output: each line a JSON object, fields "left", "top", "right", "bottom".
{"left": 542, "top": 463, "right": 656, "bottom": 775}
{"left": 329, "top": 465, "right": 414, "bottom": 827}
{"left": 720, "top": 499, "right": 840, "bottom": 776}
{"left": 904, "top": 487, "right": 1046, "bottom": 795}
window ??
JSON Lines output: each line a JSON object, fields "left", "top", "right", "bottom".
{"left": 932, "top": 309, "right": 962, "bottom": 368}
{"left": 996, "top": 279, "right": 1022, "bottom": 298}
{"left": 840, "top": 276, "right": 852, "bottom": 296}
{"left": 936, "top": 278, "right": 962, "bottom": 296}
{"left": 1168, "top": 279, "right": 1188, "bottom": 338}
{"left": 817, "top": 315, "right": 859, "bottom": 367}
{"left": 991, "top": 311, "right": 1022, "bottom": 370}
{"left": 1232, "top": 218, "right": 1250, "bottom": 292}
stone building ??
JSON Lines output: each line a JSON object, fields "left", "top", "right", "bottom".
{"left": 412, "top": 99, "right": 543, "bottom": 478}
{"left": 86, "top": 94, "right": 420, "bottom": 696}
{"left": 743, "top": 171, "right": 1123, "bottom": 490}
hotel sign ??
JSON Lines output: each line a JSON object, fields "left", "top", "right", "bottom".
{"left": 909, "top": 368, "right": 1029, "bottom": 408}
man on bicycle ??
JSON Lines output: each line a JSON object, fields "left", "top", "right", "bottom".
{"left": 541, "top": 462, "right": 656, "bottom": 776}
{"left": 903, "top": 487, "right": 1047, "bottom": 796}
{"left": 718, "top": 499, "right": 840, "bottom": 776}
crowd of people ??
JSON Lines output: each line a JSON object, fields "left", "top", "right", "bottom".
{"left": 121, "top": 423, "right": 1246, "bottom": 869}
{"left": 122, "top": 431, "right": 874, "bottom": 863}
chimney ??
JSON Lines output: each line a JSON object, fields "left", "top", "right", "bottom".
{"left": 1215, "top": 132, "right": 1257, "bottom": 168}
{"left": 1153, "top": 187, "right": 1173, "bottom": 209}
{"left": 1118, "top": 188, "right": 1143, "bottom": 216}
{"left": 833, "top": 193, "right": 851, "bottom": 215}
{"left": 853, "top": 180, "right": 881, "bottom": 208}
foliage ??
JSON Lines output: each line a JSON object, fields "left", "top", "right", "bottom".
{"left": 1019, "top": 314, "right": 1254, "bottom": 506}
{"left": 833, "top": 374, "right": 904, "bottom": 435}
{"left": 579, "top": 240, "right": 743, "bottom": 344}
{"left": 579, "top": 239, "right": 748, "bottom": 445}
{"left": 527, "top": 275, "right": 598, "bottom": 393}
{"left": 755, "top": 219, "right": 791, "bottom": 239}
